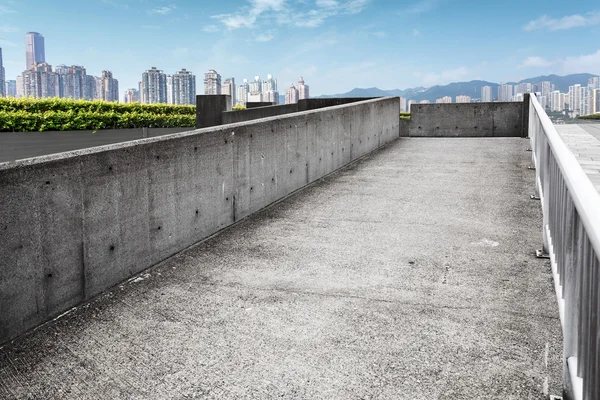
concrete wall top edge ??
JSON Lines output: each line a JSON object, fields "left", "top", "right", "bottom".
{"left": 0, "top": 97, "right": 399, "bottom": 171}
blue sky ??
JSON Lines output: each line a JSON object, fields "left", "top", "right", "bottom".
{"left": 1, "top": 0, "right": 599, "bottom": 99}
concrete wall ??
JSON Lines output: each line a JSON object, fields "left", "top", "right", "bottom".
{"left": 0, "top": 97, "right": 400, "bottom": 345}
{"left": 196, "top": 95, "right": 231, "bottom": 128}
{"left": 409, "top": 102, "right": 525, "bottom": 137}
{"left": 246, "top": 102, "right": 275, "bottom": 109}
{"left": 298, "top": 98, "right": 378, "bottom": 112}
{"left": 0, "top": 128, "right": 193, "bottom": 163}
{"left": 222, "top": 104, "right": 298, "bottom": 125}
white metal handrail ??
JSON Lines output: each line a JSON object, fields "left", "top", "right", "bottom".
{"left": 529, "top": 94, "right": 600, "bottom": 400}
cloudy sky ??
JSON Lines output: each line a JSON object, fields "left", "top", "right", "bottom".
{"left": 0, "top": 0, "right": 599, "bottom": 99}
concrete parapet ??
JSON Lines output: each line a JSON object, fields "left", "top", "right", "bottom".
{"left": 298, "top": 98, "right": 378, "bottom": 112}
{"left": 409, "top": 102, "right": 524, "bottom": 137}
{"left": 196, "top": 95, "right": 231, "bottom": 129}
{"left": 223, "top": 104, "right": 299, "bottom": 125}
{"left": 0, "top": 128, "right": 194, "bottom": 163}
{"left": 246, "top": 102, "right": 275, "bottom": 109}
{"left": 0, "top": 97, "right": 400, "bottom": 345}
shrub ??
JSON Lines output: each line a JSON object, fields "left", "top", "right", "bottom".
{"left": 0, "top": 97, "right": 196, "bottom": 132}
{"left": 400, "top": 112, "right": 411, "bottom": 120}
{"left": 232, "top": 104, "right": 246, "bottom": 111}
{"left": 579, "top": 114, "right": 600, "bottom": 120}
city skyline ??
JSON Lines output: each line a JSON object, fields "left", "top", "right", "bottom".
{"left": 0, "top": 0, "right": 599, "bottom": 100}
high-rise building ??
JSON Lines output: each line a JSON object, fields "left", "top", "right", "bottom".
{"left": 25, "top": 32, "right": 45, "bottom": 70}
{"left": 569, "top": 84, "right": 581, "bottom": 114}
{"left": 23, "top": 62, "right": 59, "bottom": 98}
{"left": 222, "top": 77, "right": 236, "bottom": 107}
{"left": 285, "top": 84, "right": 298, "bottom": 104}
{"left": 61, "top": 65, "right": 86, "bottom": 100}
{"left": 539, "top": 81, "right": 554, "bottom": 98}
{"left": 498, "top": 84, "right": 513, "bottom": 102}
{"left": 97, "top": 70, "right": 119, "bottom": 102}
{"left": 436, "top": 96, "right": 452, "bottom": 103}
{"left": 262, "top": 74, "right": 278, "bottom": 104}
{"left": 481, "top": 86, "right": 492, "bottom": 102}
{"left": 407, "top": 99, "right": 416, "bottom": 111}
{"left": 124, "top": 88, "right": 139, "bottom": 103}
{"left": 419, "top": 100, "right": 431, "bottom": 104}
{"left": 399, "top": 97, "right": 407, "bottom": 112}
{"left": 592, "top": 88, "right": 600, "bottom": 114}
{"left": 456, "top": 95, "right": 471, "bottom": 103}
{"left": 6, "top": 80, "right": 16, "bottom": 97}
{"left": 172, "top": 69, "right": 196, "bottom": 105}
{"left": 297, "top": 76, "right": 309, "bottom": 100}
{"left": 550, "top": 91, "right": 564, "bottom": 112}
{"left": 0, "top": 47, "right": 5, "bottom": 97}
{"left": 16, "top": 75, "right": 24, "bottom": 98}
{"left": 204, "top": 69, "right": 221, "bottom": 95}
{"left": 166, "top": 75, "right": 173, "bottom": 104}
{"left": 84, "top": 75, "right": 97, "bottom": 100}
{"left": 237, "top": 79, "right": 249, "bottom": 106}
{"left": 141, "top": 67, "right": 167, "bottom": 104}
{"left": 588, "top": 77, "right": 600, "bottom": 90}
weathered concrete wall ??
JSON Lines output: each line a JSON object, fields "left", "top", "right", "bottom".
{"left": 0, "top": 128, "right": 193, "bottom": 162}
{"left": 0, "top": 97, "right": 400, "bottom": 345}
{"left": 409, "top": 102, "right": 525, "bottom": 137}
{"left": 298, "top": 98, "right": 378, "bottom": 112}
{"left": 399, "top": 119, "right": 410, "bottom": 137}
{"left": 196, "top": 95, "right": 231, "bottom": 128}
{"left": 246, "top": 102, "right": 275, "bottom": 109}
{"left": 222, "top": 104, "right": 298, "bottom": 125}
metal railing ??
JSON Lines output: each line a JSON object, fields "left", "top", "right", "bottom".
{"left": 529, "top": 94, "right": 600, "bottom": 400}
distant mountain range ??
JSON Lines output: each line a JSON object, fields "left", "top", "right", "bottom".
{"left": 313, "top": 73, "right": 597, "bottom": 103}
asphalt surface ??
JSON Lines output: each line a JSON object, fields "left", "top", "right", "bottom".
{"left": 0, "top": 138, "right": 562, "bottom": 399}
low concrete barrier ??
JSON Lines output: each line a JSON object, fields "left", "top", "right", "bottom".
{"left": 222, "top": 104, "right": 298, "bottom": 125}
{"left": 0, "top": 97, "right": 400, "bottom": 345}
{"left": 409, "top": 101, "right": 527, "bottom": 137}
{"left": 0, "top": 127, "right": 193, "bottom": 162}
{"left": 298, "top": 98, "right": 378, "bottom": 112}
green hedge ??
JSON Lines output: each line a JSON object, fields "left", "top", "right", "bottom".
{"left": 400, "top": 112, "right": 411, "bottom": 120}
{"left": 579, "top": 114, "right": 600, "bottom": 120}
{"left": 0, "top": 97, "right": 196, "bottom": 132}
{"left": 0, "top": 97, "right": 195, "bottom": 116}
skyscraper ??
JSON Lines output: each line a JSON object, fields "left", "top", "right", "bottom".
{"left": 297, "top": 77, "right": 309, "bottom": 100}
{"left": 204, "top": 69, "right": 221, "bottom": 95}
{"left": 222, "top": 77, "right": 236, "bottom": 107}
{"left": 498, "top": 84, "right": 513, "bottom": 102}
{"left": 60, "top": 65, "right": 86, "bottom": 100}
{"left": 262, "top": 74, "right": 278, "bottom": 104}
{"left": 124, "top": 88, "right": 139, "bottom": 103}
{"left": 237, "top": 79, "right": 249, "bottom": 106}
{"left": 141, "top": 67, "right": 167, "bottom": 104}
{"left": 0, "top": 47, "right": 5, "bottom": 97}
{"left": 285, "top": 84, "right": 298, "bottom": 104}
{"left": 455, "top": 95, "right": 471, "bottom": 103}
{"left": 6, "top": 80, "right": 16, "bottom": 97}
{"left": 97, "top": 71, "right": 119, "bottom": 102}
{"left": 25, "top": 32, "right": 45, "bottom": 70}
{"left": 23, "top": 62, "right": 59, "bottom": 98}
{"left": 166, "top": 75, "right": 173, "bottom": 104}
{"left": 592, "top": 88, "right": 600, "bottom": 114}
{"left": 172, "top": 69, "right": 196, "bottom": 105}
{"left": 84, "top": 75, "right": 97, "bottom": 100}
{"left": 589, "top": 77, "right": 600, "bottom": 90}
{"left": 16, "top": 75, "right": 24, "bottom": 98}
{"left": 481, "top": 86, "right": 492, "bottom": 102}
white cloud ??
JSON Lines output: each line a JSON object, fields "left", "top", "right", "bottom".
{"left": 148, "top": 5, "right": 176, "bottom": 15}
{"left": 420, "top": 66, "right": 471, "bottom": 86}
{"left": 255, "top": 31, "right": 275, "bottom": 42}
{"left": 0, "top": 39, "right": 17, "bottom": 47}
{"left": 202, "top": 25, "right": 220, "bottom": 33}
{"left": 0, "top": 5, "right": 16, "bottom": 13}
{"left": 212, "top": 0, "right": 371, "bottom": 30}
{"left": 517, "top": 50, "right": 600, "bottom": 75}
{"left": 524, "top": 11, "right": 600, "bottom": 31}
{"left": 518, "top": 56, "right": 555, "bottom": 68}
{"left": 0, "top": 25, "right": 17, "bottom": 32}
{"left": 400, "top": 0, "right": 437, "bottom": 15}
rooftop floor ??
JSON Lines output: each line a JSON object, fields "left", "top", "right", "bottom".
{"left": 0, "top": 138, "right": 561, "bottom": 399}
